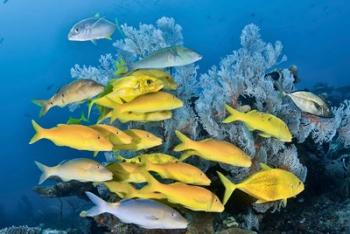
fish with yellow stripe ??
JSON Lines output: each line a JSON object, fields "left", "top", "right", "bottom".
{"left": 173, "top": 130, "right": 251, "bottom": 167}
{"left": 223, "top": 104, "right": 292, "bottom": 142}
{"left": 217, "top": 164, "right": 304, "bottom": 206}
{"left": 29, "top": 120, "right": 113, "bottom": 152}
{"left": 136, "top": 170, "right": 224, "bottom": 212}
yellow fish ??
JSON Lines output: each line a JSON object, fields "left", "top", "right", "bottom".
{"left": 217, "top": 164, "right": 304, "bottom": 205}
{"left": 143, "top": 160, "right": 211, "bottom": 186}
{"left": 129, "top": 69, "right": 177, "bottom": 90}
{"left": 112, "top": 92, "right": 183, "bottom": 114}
{"left": 106, "top": 162, "right": 146, "bottom": 183}
{"left": 29, "top": 120, "right": 113, "bottom": 152}
{"left": 223, "top": 104, "right": 292, "bottom": 142}
{"left": 114, "top": 129, "right": 162, "bottom": 151}
{"left": 108, "top": 109, "right": 172, "bottom": 124}
{"left": 89, "top": 124, "right": 132, "bottom": 145}
{"left": 104, "top": 181, "right": 166, "bottom": 200}
{"left": 116, "top": 153, "right": 179, "bottom": 164}
{"left": 173, "top": 131, "right": 252, "bottom": 167}
{"left": 137, "top": 170, "right": 224, "bottom": 212}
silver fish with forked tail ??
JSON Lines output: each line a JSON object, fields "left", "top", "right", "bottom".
{"left": 131, "top": 46, "right": 202, "bottom": 70}
{"left": 33, "top": 79, "right": 104, "bottom": 117}
{"left": 81, "top": 192, "right": 188, "bottom": 229}
{"left": 68, "top": 14, "right": 116, "bottom": 43}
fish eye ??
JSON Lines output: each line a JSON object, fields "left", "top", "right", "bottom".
{"left": 75, "top": 28, "right": 79, "bottom": 33}
{"left": 146, "top": 134, "right": 150, "bottom": 138}
{"left": 61, "top": 94, "right": 64, "bottom": 98}
{"left": 116, "top": 131, "right": 119, "bottom": 135}
{"left": 146, "top": 80, "right": 153, "bottom": 85}
{"left": 98, "top": 136, "right": 101, "bottom": 139}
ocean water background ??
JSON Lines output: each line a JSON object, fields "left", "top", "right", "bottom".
{"left": 0, "top": 0, "right": 349, "bottom": 226}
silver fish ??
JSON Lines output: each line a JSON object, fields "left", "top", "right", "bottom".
{"left": 68, "top": 15, "right": 116, "bottom": 43}
{"left": 34, "top": 158, "right": 112, "bottom": 184}
{"left": 33, "top": 79, "right": 104, "bottom": 117}
{"left": 287, "top": 91, "right": 333, "bottom": 118}
{"left": 132, "top": 46, "right": 202, "bottom": 70}
{"left": 81, "top": 192, "right": 188, "bottom": 229}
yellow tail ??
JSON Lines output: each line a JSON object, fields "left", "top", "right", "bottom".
{"left": 173, "top": 130, "right": 194, "bottom": 152}
{"left": 223, "top": 104, "right": 244, "bottom": 123}
{"left": 217, "top": 171, "right": 237, "bottom": 205}
{"left": 32, "top": 99, "right": 49, "bottom": 117}
{"left": 139, "top": 168, "right": 160, "bottom": 194}
{"left": 29, "top": 120, "right": 45, "bottom": 144}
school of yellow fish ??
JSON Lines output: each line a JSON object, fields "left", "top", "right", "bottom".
{"left": 30, "top": 59, "right": 305, "bottom": 228}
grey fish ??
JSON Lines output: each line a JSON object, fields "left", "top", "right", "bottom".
{"left": 81, "top": 192, "right": 188, "bottom": 229}
{"left": 35, "top": 158, "right": 112, "bottom": 184}
{"left": 33, "top": 79, "right": 104, "bottom": 117}
{"left": 286, "top": 91, "right": 333, "bottom": 118}
{"left": 68, "top": 15, "right": 116, "bottom": 43}
{"left": 132, "top": 46, "right": 202, "bottom": 70}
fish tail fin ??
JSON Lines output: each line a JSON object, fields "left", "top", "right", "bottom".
{"left": 139, "top": 169, "right": 160, "bottom": 193}
{"left": 217, "top": 171, "right": 237, "bottom": 205}
{"left": 114, "top": 56, "right": 128, "bottom": 76}
{"left": 29, "top": 120, "right": 46, "bottom": 144}
{"left": 173, "top": 130, "right": 194, "bottom": 152}
{"left": 87, "top": 100, "right": 96, "bottom": 118}
{"left": 32, "top": 99, "right": 50, "bottom": 117}
{"left": 223, "top": 104, "right": 244, "bottom": 123}
{"left": 80, "top": 192, "right": 114, "bottom": 217}
{"left": 34, "top": 161, "right": 52, "bottom": 184}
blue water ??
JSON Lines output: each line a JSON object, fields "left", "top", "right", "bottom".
{"left": 0, "top": 0, "right": 349, "bottom": 227}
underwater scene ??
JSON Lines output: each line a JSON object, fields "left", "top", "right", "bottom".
{"left": 1, "top": 0, "right": 350, "bottom": 233}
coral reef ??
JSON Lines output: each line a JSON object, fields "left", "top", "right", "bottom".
{"left": 27, "top": 17, "right": 350, "bottom": 233}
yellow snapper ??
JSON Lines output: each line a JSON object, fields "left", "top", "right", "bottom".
{"left": 217, "top": 164, "right": 304, "bottom": 205}
{"left": 90, "top": 124, "right": 132, "bottom": 145}
{"left": 81, "top": 192, "right": 188, "bottom": 229}
{"left": 29, "top": 120, "right": 113, "bottom": 152}
{"left": 173, "top": 131, "right": 252, "bottom": 167}
{"left": 114, "top": 129, "right": 163, "bottom": 151}
{"left": 108, "top": 110, "right": 172, "bottom": 123}
{"left": 143, "top": 160, "right": 211, "bottom": 186}
{"left": 128, "top": 69, "right": 178, "bottom": 90}
{"left": 35, "top": 158, "right": 112, "bottom": 184}
{"left": 104, "top": 181, "right": 166, "bottom": 200}
{"left": 223, "top": 104, "right": 293, "bottom": 142}
{"left": 106, "top": 162, "right": 146, "bottom": 183}
{"left": 137, "top": 170, "right": 224, "bottom": 212}
{"left": 116, "top": 153, "right": 179, "bottom": 164}
{"left": 112, "top": 92, "right": 183, "bottom": 114}
{"left": 34, "top": 79, "right": 104, "bottom": 117}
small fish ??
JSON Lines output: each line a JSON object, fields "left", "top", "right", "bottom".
{"left": 174, "top": 131, "right": 252, "bottom": 167}
{"left": 217, "top": 164, "right": 304, "bottom": 205}
{"left": 116, "top": 153, "right": 178, "bottom": 164}
{"left": 112, "top": 91, "right": 183, "bottom": 114}
{"left": 35, "top": 158, "right": 112, "bottom": 184}
{"left": 131, "top": 46, "right": 202, "bottom": 70}
{"left": 138, "top": 171, "right": 224, "bottom": 212}
{"left": 34, "top": 79, "right": 104, "bottom": 117}
{"left": 114, "top": 129, "right": 163, "bottom": 151}
{"left": 68, "top": 14, "right": 116, "bottom": 43}
{"left": 81, "top": 192, "right": 188, "bottom": 229}
{"left": 128, "top": 69, "right": 178, "bottom": 90}
{"left": 143, "top": 160, "right": 211, "bottom": 186}
{"left": 223, "top": 104, "right": 292, "bottom": 142}
{"left": 108, "top": 110, "right": 172, "bottom": 124}
{"left": 90, "top": 124, "right": 132, "bottom": 145}
{"left": 277, "top": 82, "right": 332, "bottom": 118}
{"left": 104, "top": 181, "right": 166, "bottom": 200}
{"left": 29, "top": 120, "right": 113, "bottom": 153}
{"left": 0, "top": 37, "right": 4, "bottom": 44}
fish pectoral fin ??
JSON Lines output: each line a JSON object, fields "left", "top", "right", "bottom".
{"left": 257, "top": 131, "right": 272, "bottom": 138}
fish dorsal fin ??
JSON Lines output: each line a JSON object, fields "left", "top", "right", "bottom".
{"left": 282, "top": 198, "right": 288, "bottom": 207}
{"left": 255, "top": 199, "right": 269, "bottom": 204}
{"left": 260, "top": 163, "right": 272, "bottom": 170}
{"left": 200, "top": 138, "right": 214, "bottom": 142}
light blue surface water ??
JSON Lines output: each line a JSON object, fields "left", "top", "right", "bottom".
{"left": 0, "top": 0, "right": 349, "bottom": 226}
